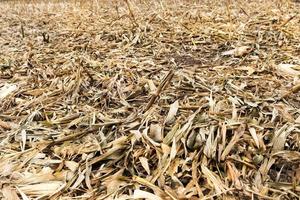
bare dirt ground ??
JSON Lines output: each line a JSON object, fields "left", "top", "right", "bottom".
{"left": 0, "top": 0, "right": 300, "bottom": 199}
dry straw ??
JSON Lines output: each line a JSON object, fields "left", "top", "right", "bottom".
{"left": 0, "top": 0, "right": 299, "bottom": 199}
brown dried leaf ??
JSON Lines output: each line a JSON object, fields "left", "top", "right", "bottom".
{"left": 149, "top": 124, "right": 163, "bottom": 142}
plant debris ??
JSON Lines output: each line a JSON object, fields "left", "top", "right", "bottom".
{"left": 0, "top": 0, "right": 300, "bottom": 199}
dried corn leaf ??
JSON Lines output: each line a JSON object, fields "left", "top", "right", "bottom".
{"left": 0, "top": 83, "right": 17, "bottom": 99}
{"left": 139, "top": 157, "right": 151, "bottom": 175}
{"left": 2, "top": 186, "right": 20, "bottom": 200}
{"left": 165, "top": 100, "right": 179, "bottom": 124}
{"left": 133, "top": 189, "right": 162, "bottom": 200}
{"left": 222, "top": 46, "right": 252, "bottom": 57}
{"left": 276, "top": 64, "right": 300, "bottom": 76}
{"left": 201, "top": 165, "right": 228, "bottom": 194}
{"left": 17, "top": 181, "right": 64, "bottom": 196}
{"left": 0, "top": 1, "right": 299, "bottom": 199}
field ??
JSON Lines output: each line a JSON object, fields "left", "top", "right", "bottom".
{"left": 0, "top": 0, "right": 300, "bottom": 199}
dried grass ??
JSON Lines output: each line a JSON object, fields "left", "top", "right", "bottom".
{"left": 0, "top": 0, "right": 300, "bottom": 199}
